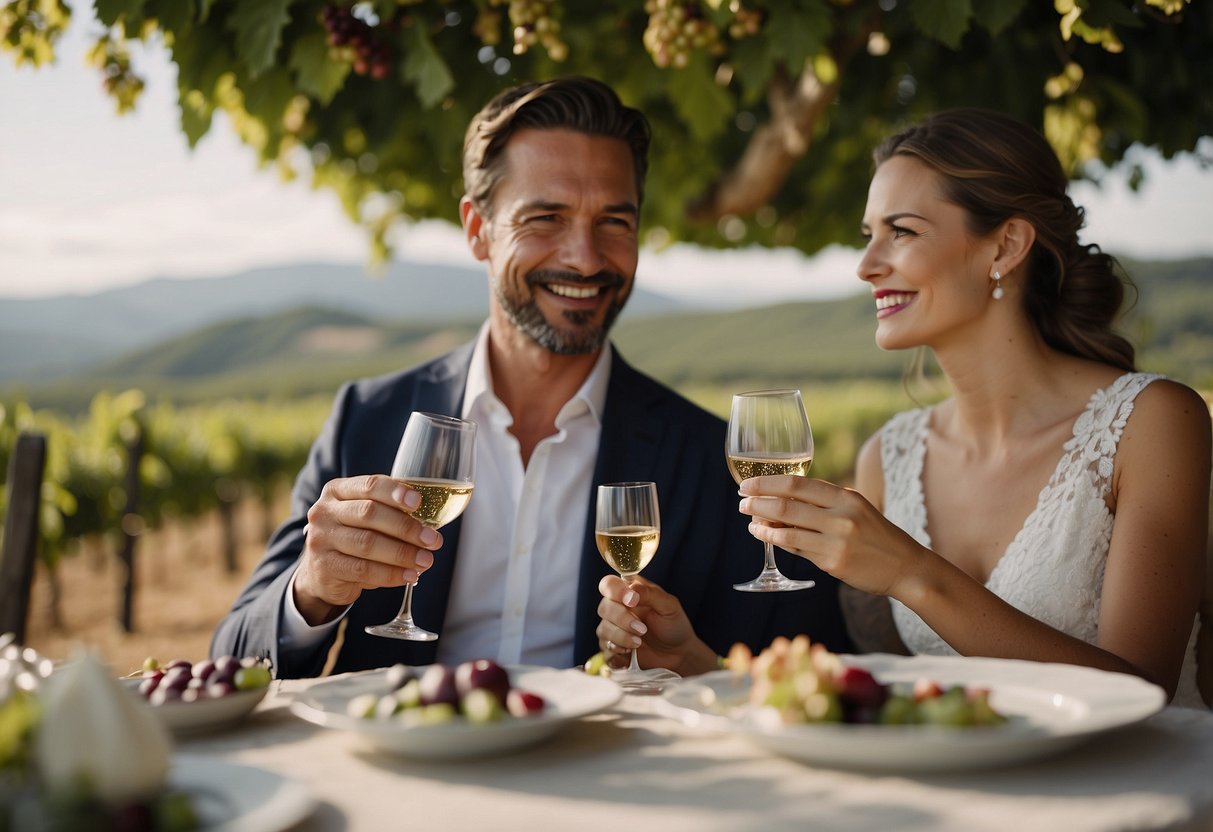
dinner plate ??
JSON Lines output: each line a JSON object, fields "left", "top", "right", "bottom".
{"left": 123, "top": 680, "right": 269, "bottom": 736}
{"left": 289, "top": 665, "right": 621, "bottom": 760}
{"left": 657, "top": 653, "right": 1166, "bottom": 772}
{"left": 170, "top": 755, "right": 314, "bottom": 831}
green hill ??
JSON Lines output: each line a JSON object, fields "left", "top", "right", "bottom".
{"left": 8, "top": 256, "right": 1211, "bottom": 413}
{"left": 611, "top": 292, "right": 899, "bottom": 386}
{"left": 1118, "top": 256, "right": 1213, "bottom": 385}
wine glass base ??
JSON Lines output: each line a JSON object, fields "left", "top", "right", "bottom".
{"left": 609, "top": 667, "right": 682, "bottom": 696}
{"left": 733, "top": 574, "right": 816, "bottom": 593}
{"left": 364, "top": 622, "right": 438, "bottom": 641}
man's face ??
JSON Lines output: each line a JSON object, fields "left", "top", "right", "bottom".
{"left": 464, "top": 128, "right": 640, "bottom": 355}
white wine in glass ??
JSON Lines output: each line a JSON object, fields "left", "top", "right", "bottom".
{"left": 365, "top": 412, "right": 476, "bottom": 641}
{"left": 727, "top": 389, "right": 817, "bottom": 592}
{"left": 595, "top": 482, "right": 681, "bottom": 694}
{"left": 595, "top": 525, "right": 660, "bottom": 577}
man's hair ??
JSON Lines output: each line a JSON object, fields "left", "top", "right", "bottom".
{"left": 462, "top": 76, "right": 651, "bottom": 216}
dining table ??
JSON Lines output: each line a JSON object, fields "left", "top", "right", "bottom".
{"left": 173, "top": 666, "right": 1213, "bottom": 832}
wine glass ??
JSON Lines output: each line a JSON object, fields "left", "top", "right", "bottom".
{"left": 595, "top": 482, "right": 682, "bottom": 694}
{"left": 726, "top": 389, "right": 817, "bottom": 592}
{"left": 365, "top": 412, "right": 476, "bottom": 641}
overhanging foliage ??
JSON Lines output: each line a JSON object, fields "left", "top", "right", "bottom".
{"left": 4, "top": 0, "right": 1209, "bottom": 261}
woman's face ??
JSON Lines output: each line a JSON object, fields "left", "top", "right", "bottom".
{"left": 856, "top": 155, "right": 997, "bottom": 352}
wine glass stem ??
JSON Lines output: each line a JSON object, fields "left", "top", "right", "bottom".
{"left": 628, "top": 646, "right": 642, "bottom": 673}
{"left": 394, "top": 581, "right": 419, "bottom": 624}
{"left": 762, "top": 541, "right": 779, "bottom": 573}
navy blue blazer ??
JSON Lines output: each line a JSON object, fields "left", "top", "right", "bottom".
{"left": 211, "top": 342, "right": 851, "bottom": 677}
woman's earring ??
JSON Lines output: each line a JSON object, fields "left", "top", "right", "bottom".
{"left": 991, "top": 270, "right": 1004, "bottom": 300}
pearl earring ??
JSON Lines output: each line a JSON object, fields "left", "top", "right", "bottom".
{"left": 991, "top": 270, "right": 1004, "bottom": 300}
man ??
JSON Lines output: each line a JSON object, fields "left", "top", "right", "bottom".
{"left": 212, "top": 77, "right": 850, "bottom": 678}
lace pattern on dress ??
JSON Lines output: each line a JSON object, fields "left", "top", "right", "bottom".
{"left": 884, "top": 373, "right": 1171, "bottom": 658}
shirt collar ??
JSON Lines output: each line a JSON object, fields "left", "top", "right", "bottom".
{"left": 461, "top": 322, "right": 612, "bottom": 428}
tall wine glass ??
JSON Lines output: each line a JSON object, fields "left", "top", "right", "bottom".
{"left": 726, "top": 389, "right": 817, "bottom": 592}
{"left": 595, "top": 482, "right": 681, "bottom": 694}
{"left": 365, "top": 412, "right": 476, "bottom": 641}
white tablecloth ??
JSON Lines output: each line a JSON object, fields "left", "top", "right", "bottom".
{"left": 176, "top": 678, "right": 1213, "bottom": 832}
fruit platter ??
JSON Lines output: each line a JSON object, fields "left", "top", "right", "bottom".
{"left": 1, "top": 637, "right": 313, "bottom": 831}
{"left": 289, "top": 660, "right": 621, "bottom": 760}
{"left": 124, "top": 655, "right": 273, "bottom": 736}
{"left": 658, "top": 636, "right": 1166, "bottom": 772}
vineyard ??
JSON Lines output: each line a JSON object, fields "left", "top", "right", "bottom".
{"left": 21, "top": 490, "right": 285, "bottom": 676}
{"left": 0, "top": 380, "right": 920, "bottom": 667}
{"left": 0, "top": 392, "right": 331, "bottom": 662}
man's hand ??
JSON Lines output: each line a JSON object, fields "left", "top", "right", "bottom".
{"left": 596, "top": 575, "right": 718, "bottom": 677}
{"left": 292, "top": 475, "right": 442, "bottom": 625}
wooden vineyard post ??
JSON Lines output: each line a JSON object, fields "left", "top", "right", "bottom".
{"left": 0, "top": 432, "right": 47, "bottom": 643}
{"left": 118, "top": 426, "right": 144, "bottom": 633}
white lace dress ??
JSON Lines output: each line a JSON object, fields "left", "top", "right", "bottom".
{"left": 882, "top": 372, "right": 1202, "bottom": 708}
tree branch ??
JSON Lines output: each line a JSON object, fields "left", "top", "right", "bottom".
{"left": 685, "top": 17, "right": 877, "bottom": 226}
{"left": 685, "top": 64, "right": 841, "bottom": 223}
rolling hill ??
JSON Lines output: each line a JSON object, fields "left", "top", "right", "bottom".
{"left": 0, "top": 259, "right": 689, "bottom": 384}
{"left": 7, "top": 255, "right": 1210, "bottom": 414}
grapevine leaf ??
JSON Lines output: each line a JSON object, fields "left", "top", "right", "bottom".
{"left": 179, "top": 90, "right": 214, "bottom": 147}
{"left": 94, "top": 0, "right": 148, "bottom": 27}
{"left": 667, "top": 54, "right": 733, "bottom": 143}
{"left": 226, "top": 0, "right": 294, "bottom": 79}
{"left": 169, "top": 14, "right": 231, "bottom": 142}
{"left": 241, "top": 66, "right": 296, "bottom": 131}
{"left": 971, "top": 0, "right": 1028, "bottom": 36}
{"left": 148, "top": 0, "right": 195, "bottom": 38}
{"left": 730, "top": 36, "right": 775, "bottom": 104}
{"left": 289, "top": 31, "right": 350, "bottom": 105}
{"left": 1081, "top": 0, "right": 1146, "bottom": 29}
{"left": 765, "top": 3, "right": 830, "bottom": 68}
{"left": 401, "top": 24, "right": 454, "bottom": 109}
{"left": 909, "top": 0, "right": 974, "bottom": 49}
{"left": 369, "top": 0, "right": 397, "bottom": 21}
{"left": 174, "top": 38, "right": 223, "bottom": 146}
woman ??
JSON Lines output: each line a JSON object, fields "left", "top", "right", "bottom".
{"left": 597, "top": 108, "right": 1211, "bottom": 706}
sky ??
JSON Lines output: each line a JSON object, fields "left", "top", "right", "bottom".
{"left": 2, "top": 5, "right": 1211, "bottom": 308}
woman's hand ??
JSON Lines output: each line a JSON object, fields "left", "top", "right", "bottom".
{"left": 737, "top": 475, "right": 927, "bottom": 599}
{"left": 596, "top": 575, "right": 718, "bottom": 677}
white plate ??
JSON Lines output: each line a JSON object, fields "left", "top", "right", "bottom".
{"left": 658, "top": 653, "right": 1166, "bottom": 772}
{"left": 170, "top": 755, "right": 314, "bottom": 832}
{"left": 289, "top": 665, "right": 621, "bottom": 760}
{"left": 124, "top": 680, "right": 269, "bottom": 736}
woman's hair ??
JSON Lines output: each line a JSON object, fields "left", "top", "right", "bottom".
{"left": 462, "top": 76, "right": 651, "bottom": 217}
{"left": 874, "top": 109, "right": 1136, "bottom": 372}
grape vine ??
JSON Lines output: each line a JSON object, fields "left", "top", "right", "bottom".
{"left": 320, "top": 3, "right": 394, "bottom": 79}
{"left": 0, "top": 1, "right": 1205, "bottom": 279}
{"left": 0, "top": 393, "right": 326, "bottom": 589}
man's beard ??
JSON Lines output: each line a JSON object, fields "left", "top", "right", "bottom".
{"left": 495, "top": 269, "right": 629, "bottom": 355}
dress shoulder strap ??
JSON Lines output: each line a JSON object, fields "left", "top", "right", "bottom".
{"left": 1065, "top": 372, "right": 1164, "bottom": 491}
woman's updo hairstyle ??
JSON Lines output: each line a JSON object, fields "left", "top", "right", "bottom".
{"left": 874, "top": 109, "right": 1135, "bottom": 372}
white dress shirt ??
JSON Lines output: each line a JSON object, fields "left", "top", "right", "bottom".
{"left": 281, "top": 323, "right": 610, "bottom": 668}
